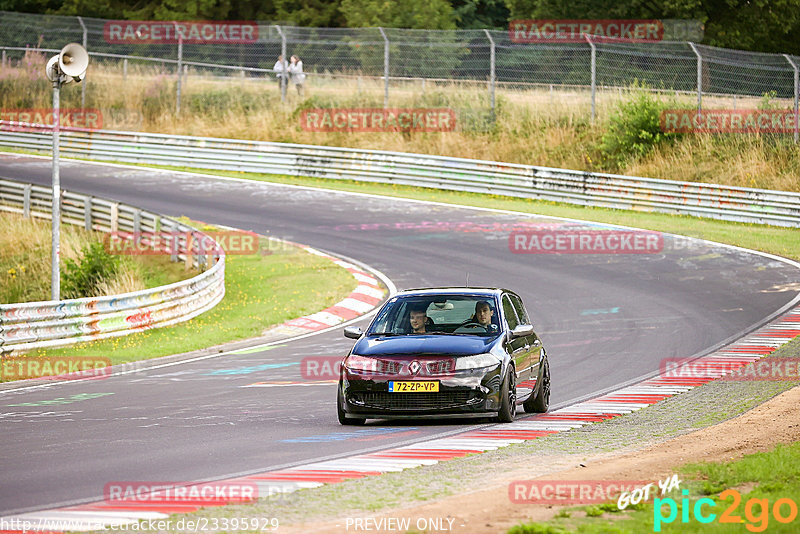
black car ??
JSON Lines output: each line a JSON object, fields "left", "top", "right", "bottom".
{"left": 337, "top": 288, "right": 550, "bottom": 424}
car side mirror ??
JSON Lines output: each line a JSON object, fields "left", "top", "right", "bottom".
{"left": 510, "top": 324, "right": 534, "bottom": 339}
{"left": 344, "top": 326, "right": 363, "bottom": 339}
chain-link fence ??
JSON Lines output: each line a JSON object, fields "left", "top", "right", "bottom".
{"left": 1, "top": 10, "right": 798, "bottom": 139}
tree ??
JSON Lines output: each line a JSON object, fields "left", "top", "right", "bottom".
{"left": 452, "top": 0, "right": 510, "bottom": 29}
{"left": 340, "top": 0, "right": 457, "bottom": 29}
{"left": 503, "top": 0, "right": 800, "bottom": 54}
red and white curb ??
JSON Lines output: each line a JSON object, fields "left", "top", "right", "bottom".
{"left": 3, "top": 307, "right": 798, "bottom": 531}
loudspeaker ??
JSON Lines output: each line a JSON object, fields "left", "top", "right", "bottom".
{"left": 59, "top": 43, "right": 89, "bottom": 80}
{"left": 45, "top": 43, "right": 89, "bottom": 83}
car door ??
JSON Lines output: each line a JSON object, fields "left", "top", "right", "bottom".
{"left": 509, "top": 294, "right": 542, "bottom": 397}
{"left": 501, "top": 293, "right": 532, "bottom": 389}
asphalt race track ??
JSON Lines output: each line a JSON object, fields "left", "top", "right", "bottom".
{"left": 1, "top": 154, "right": 798, "bottom": 515}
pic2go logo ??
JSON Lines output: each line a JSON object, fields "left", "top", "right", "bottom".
{"left": 654, "top": 489, "right": 798, "bottom": 532}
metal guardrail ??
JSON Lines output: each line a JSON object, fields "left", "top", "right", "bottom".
{"left": 0, "top": 178, "right": 225, "bottom": 356}
{"left": 1, "top": 124, "right": 799, "bottom": 227}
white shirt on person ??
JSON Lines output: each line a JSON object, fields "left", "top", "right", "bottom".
{"left": 288, "top": 60, "right": 305, "bottom": 84}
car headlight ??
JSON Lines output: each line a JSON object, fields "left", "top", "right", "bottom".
{"left": 455, "top": 353, "right": 501, "bottom": 370}
{"left": 343, "top": 355, "right": 400, "bottom": 375}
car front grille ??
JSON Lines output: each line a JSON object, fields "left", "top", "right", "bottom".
{"left": 360, "top": 391, "right": 473, "bottom": 411}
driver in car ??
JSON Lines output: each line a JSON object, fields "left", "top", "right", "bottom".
{"left": 474, "top": 300, "right": 494, "bottom": 327}
{"left": 460, "top": 300, "right": 495, "bottom": 331}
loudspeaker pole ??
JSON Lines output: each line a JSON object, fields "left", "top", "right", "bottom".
{"left": 45, "top": 43, "right": 89, "bottom": 301}
{"left": 51, "top": 78, "right": 61, "bottom": 300}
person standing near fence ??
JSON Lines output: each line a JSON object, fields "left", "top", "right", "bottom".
{"left": 288, "top": 55, "right": 305, "bottom": 97}
{"left": 272, "top": 55, "right": 286, "bottom": 89}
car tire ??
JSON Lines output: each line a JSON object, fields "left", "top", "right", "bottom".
{"left": 524, "top": 356, "right": 550, "bottom": 413}
{"left": 337, "top": 385, "right": 365, "bottom": 425}
{"left": 497, "top": 368, "right": 517, "bottom": 423}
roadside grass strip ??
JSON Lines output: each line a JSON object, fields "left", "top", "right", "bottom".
{"left": 233, "top": 244, "right": 385, "bottom": 342}
{"left": 2, "top": 308, "right": 798, "bottom": 532}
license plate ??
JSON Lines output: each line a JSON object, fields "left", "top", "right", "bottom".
{"left": 389, "top": 381, "right": 439, "bottom": 393}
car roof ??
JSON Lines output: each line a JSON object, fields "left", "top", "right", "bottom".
{"left": 394, "top": 287, "right": 508, "bottom": 298}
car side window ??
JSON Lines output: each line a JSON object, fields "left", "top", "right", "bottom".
{"left": 502, "top": 294, "right": 519, "bottom": 330}
{"left": 510, "top": 294, "right": 530, "bottom": 326}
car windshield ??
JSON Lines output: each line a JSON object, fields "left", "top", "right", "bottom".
{"left": 368, "top": 295, "right": 501, "bottom": 336}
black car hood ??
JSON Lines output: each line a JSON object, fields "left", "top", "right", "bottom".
{"left": 353, "top": 334, "right": 500, "bottom": 357}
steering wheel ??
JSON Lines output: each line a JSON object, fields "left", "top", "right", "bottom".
{"left": 460, "top": 321, "right": 486, "bottom": 329}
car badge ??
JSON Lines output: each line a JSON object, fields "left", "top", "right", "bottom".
{"left": 408, "top": 360, "right": 421, "bottom": 375}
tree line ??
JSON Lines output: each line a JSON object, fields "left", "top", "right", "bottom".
{"left": 2, "top": 0, "right": 798, "bottom": 54}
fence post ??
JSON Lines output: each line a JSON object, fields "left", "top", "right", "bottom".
{"left": 110, "top": 203, "right": 119, "bottom": 232}
{"left": 1, "top": 49, "right": 6, "bottom": 71}
{"left": 123, "top": 57, "right": 128, "bottom": 82}
{"left": 585, "top": 34, "right": 596, "bottom": 122}
{"left": 379, "top": 27, "right": 389, "bottom": 108}
{"left": 77, "top": 16, "right": 87, "bottom": 109}
{"left": 174, "top": 22, "right": 183, "bottom": 114}
{"left": 484, "top": 29, "right": 496, "bottom": 117}
{"left": 23, "top": 184, "right": 31, "bottom": 218}
{"left": 276, "top": 26, "right": 287, "bottom": 103}
{"left": 84, "top": 196, "right": 92, "bottom": 230}
{"left": 783, "top": 54, "right": 799, "bottom": 144}
{"left": 688, "top": 42, "right": 702, "bottom": 111}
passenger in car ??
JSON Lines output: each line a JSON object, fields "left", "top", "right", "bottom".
{"left": 409, "top": 307, "right": 428, "bottom": 334}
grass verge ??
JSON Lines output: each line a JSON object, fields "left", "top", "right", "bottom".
{"left": 1, "top": 210, "right": 193, "bottom": 304}
{"left": 20, "top": 227, "right": 357, "bottom": 366}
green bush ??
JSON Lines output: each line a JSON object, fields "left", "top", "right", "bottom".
{"left": 61, "top": 241, "right": 120, "bottom": 299}
{"left": 599, "top": 90, "right": 681, "bottom": 168}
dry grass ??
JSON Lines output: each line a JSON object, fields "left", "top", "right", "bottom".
{"left": 2, "top": 56, "right": 800, "bottom": 191}
{"left": 0, "top": 211, "right": 193, "bottom": 304}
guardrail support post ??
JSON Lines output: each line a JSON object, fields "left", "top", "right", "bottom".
{"left": 585, "top": 34, "right": 596, "bottom": 122}
{"left": 84, "top": 196, "right": 92, "bottom": 230}
{"left": 77, "top": 16, "right": 87, "bottom": 110}
{"left": 133, "top": 209, "right": 141, "bottom": 234}
{"left": 276, "top": 26, "right": 287, "bottom": 103}
{"left": 379, "top": 27, "right": 389, "bottom": 109}
{"left": 198, "top": 233, "right": 207, "bottom": 271}
{"left": 23, "top": 184, "right": 31, "bottom": 218}
{"left": 688, "top": 42, "right": 703, "bottom": 112}
{"left": 110, "top": 202, "right": 119, "bottom": 232}
{"left": 784, "top": 54, "right": 799, "bottom": 144}
{"left": 484, "top": 29, "right": 496, "bottom": 118}
{"left": 185, "top": 232, "right": 194, "bottom": 270}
